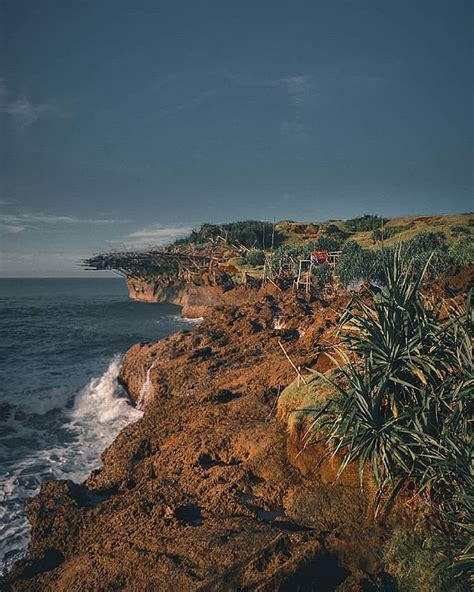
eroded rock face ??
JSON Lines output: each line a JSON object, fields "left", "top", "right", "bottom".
{"left": 127, "top": 271, "right": 250, "bottom": 318}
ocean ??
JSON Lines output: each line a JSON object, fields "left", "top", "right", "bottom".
{"left": 0, "top": 278, "right": 191, "bottom": 575}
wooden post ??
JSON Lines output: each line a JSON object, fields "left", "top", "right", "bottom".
{"left": 278, "top": 340, "right": 307, "bottom": 384}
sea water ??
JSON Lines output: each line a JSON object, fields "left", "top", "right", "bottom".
{"left": 0, "top": 278, "right": 191, "bottom": 574}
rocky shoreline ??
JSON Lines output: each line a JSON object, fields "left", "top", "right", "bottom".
{"left": 3, "top": 269, "right": 472, "bottom": 591}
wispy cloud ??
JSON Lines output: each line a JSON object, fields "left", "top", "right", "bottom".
{"left": 273, "top": 75, "right": 312, "bottom": 143}
{"left": 1, "top": 79, "right": 67, "bottom": 129}
{"left": 156, "top": 88, "right": 218, "bottom": 120}
{"left": 219, "top": 69, "right": 313, "bottom": 104}
{"left": 119, "top": 224, "right": 192, "bottom": 248}
{"left": 4, "top": 97, "right": 53, "bottom": 128}
{"left": 0, "top": 212, "right": 118, "bottom": 234}
{"left": 3, "top": 225, "right": 26, "bottom": 233}
{"left": 273, "top": 75, "right": 312, "bottom": 106}
{"left": 218, "top": 69, "right": 314, "bottom": 142}
{"left": 280, "top": 119, "right": 308, "bottom": 143}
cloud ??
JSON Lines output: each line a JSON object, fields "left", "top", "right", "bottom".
{"left": 0, "top": 212, "right": 118, "bottom": 234}
{"left": 3, "top": 225, "right": 26, "bottom": 233}
{"left": 219, "top": 68, "right": 313, "bottom": 103}
{"left": 121, "top": 225, "right": 192, "bottom": 248}
{"left": 274, "top": 75, "right": 312, "bottom": 106}
{"left": 1, "top": 79, "right": 66, "bottom": 129}
{"left": 280, "top": 119, "right": 308, "bottom": 143}
{"left": 156, "top": 89, "right": 218, "bottom": 119}
{"left": 4, "top": 97, "right": 53, "bottom": 128}
{"left": 217, "top": 69, "right": 313, "bottom": 142}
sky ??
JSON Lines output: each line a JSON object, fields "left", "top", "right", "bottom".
{"left": 0, "top": 0, "right": 472, "bottom": 277}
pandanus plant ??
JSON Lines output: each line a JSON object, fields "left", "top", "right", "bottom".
{"left": 304, "top": 246, "right": 473, "bottom": 580}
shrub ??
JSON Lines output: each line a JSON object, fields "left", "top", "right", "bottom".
{"left": 345, "top": 214, "right": 388, "bottom": 232}
{"left": 174, "top": 221, "right": 283, "bottom": 249}
{"left": 335, "top": 241, "right": 370, "bottom": 288}
{"left": 270, "top": 238, "right": 340, "bottom": 276}
{"left": 245, "top": 249, "right": 265, "bottom": 267}
{"left": 312, "top": 262, "right": 332, "bottom": 286}
{"left": 324, "top": 223, "right": 349, "bottom": 241}
{"left": 449, "top": 238, "right": 474, "bottom": 267}
{"left": 304, "top": 248, "right": 472, "bottom": 584}
{"left": 403, "top": 231, "right": 446, "bottom": 253}
{"left": 372, "top": 224, "right": 413, "bottom": 243}
{"left": 309, "top": 236, "right": 341, "bottom": 251}
{"left": 451, "top": 225, "right": 471, "bottom": 238}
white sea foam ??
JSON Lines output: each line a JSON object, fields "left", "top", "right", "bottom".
{"left": 136, "top": 360, "right": 158, "bottom": 410}
{"left": 168, "top": 314, "right": 203, "bottom": 324}
{"left": 0, "top": 357, "right": 142, "bottom": 575}
{"left": 71, "top": 354, "right": 142, "bottom": 424}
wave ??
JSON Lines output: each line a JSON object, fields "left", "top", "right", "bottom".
{"left": 0, "top": 357, "right": 142, "bottom": 575}
{"left": 71, "top": 354, "right": 141, "bottom": 424}
{"left": 154, "top": 314, "right": 203, "bottom": 326}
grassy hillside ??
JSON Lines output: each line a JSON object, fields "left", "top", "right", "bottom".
{"left": 275, "top": 212, "right": 473, "bottom": 249}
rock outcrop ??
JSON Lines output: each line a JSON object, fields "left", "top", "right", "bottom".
{"left": 127, "top": 271, "right": 258, "bottom": 318}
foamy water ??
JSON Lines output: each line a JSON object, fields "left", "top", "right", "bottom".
{"left": 0, "top": 357, "right": 142, "bottom": 572}
{"left": 0, "top": 278, "right": 189, "bottom": 575}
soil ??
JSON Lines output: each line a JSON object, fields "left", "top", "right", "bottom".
{"left": 3, "top": 266, "right": 472, "bottom": 592}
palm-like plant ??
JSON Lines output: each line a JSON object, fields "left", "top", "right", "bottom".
{"left": 304, "top": 247, "right": 473, "bottom": 581}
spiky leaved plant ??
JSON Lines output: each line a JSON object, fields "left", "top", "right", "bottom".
{"left": 304, "top": 246, "right": 473, "bottom": 582}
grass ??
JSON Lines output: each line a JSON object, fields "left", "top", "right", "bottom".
{"left": 275, "top": 213, "right": 473, "bottom": 250}
{"left": 379, "top": 527, "right": 469, "bottom": 592}
{"left": 277, "top": 372, "right": 337, "bottom": 429}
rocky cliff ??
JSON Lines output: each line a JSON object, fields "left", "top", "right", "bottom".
{"left": 126, "top": 272, "right": 257, "bottom": 318}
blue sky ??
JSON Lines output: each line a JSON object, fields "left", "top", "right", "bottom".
{"left": 1, "top": 0, "right": 472, "bottom": 276}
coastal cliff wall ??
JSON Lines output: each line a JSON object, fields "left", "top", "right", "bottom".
{"left": 127, "top": 272, "right": 261, "bottom": 318}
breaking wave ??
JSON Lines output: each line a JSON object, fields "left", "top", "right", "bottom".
{"left": 0, "top": 357, "right": 142, "bottom": 575}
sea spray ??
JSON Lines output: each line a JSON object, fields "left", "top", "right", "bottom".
{"left": 0, "top": 357, "right": 142, "bottom": 575}
{"left": 71, "top": 354, "right": 142, "bottom": 424}
{"left": 137, "top": 360, "right": 159, "bottom": 409}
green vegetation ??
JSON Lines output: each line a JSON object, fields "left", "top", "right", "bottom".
{"left": 84, "top": 213, "right": 473, "bottom": 282}
{"left": 173, "top": 220, "right": 283, "bottom": 250}
{"left": 334, "top": 240, "right": 369, "bottom": 287}
{"left": 245, "top": 249, "right": 266, "bottom": 267}
{"left": 323, "top": 223, "right": 350, "bottom": 241}
{"left": 377, "top": 528, "right": 468, "bottom": 592}
{"left": 303, "top": 249, "right": 473, "bottom": 587}
{"left": 312, "top": 262, "right": 332, "bottom": 287}
{"left": 451, "top": 225, "right": 471, "bottom": 239}
{"left": 372, "top": 223, "right": 414, "bottom": 243}
{"left": 333, "top": 232, "right": 473, "bottom": 288}
{"left": 269, "top": 237, "right": 342, "bottom": 276}
{"left": 345, "top": 214, "right": 387, "bottom": 232}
